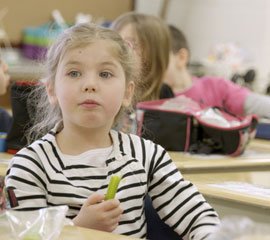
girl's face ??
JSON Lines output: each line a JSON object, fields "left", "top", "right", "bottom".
{"left": 48, "top": 40, "right": 134, "bottom": 132}
{"left": 0, "top": 60, "right": 10, "bottom": 95}
{"left": 117, "top": 24, "right": 142, "bottom": 72}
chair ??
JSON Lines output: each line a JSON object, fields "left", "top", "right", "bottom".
{"left": 145, "top": 195, "right": 181, "bottom": 240}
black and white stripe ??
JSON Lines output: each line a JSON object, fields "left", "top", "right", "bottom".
{"left": 5, "top": 126, "right": 219, "bottom": 238}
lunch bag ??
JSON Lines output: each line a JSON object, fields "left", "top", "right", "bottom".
{"left": 136, "top": 96, "right": 258, "bottom": 156}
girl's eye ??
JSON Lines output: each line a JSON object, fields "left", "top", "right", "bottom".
{"left": 99, "top": 71, "right": 113, "bottom": 79}
{"left": 68, "top": 71, "right": 81, "bottom": 78}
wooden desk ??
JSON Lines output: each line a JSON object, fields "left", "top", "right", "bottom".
{"left": 0, "top": 159, "right": 9, "bottom": 176}
{"left": 184, "top": 171, "right": 270, "bottom": 224}
{"left": 59, "top": 225, "right": 138, "bottom": 240}
{"left": 249, "top": 138, "right": 270, "bottom": 151}
{"left": 2, "top": 224, "right": 138, "bottom": 240}
{"left": 0, "top": 152, "right": 13, "bottom": 160}
{"left": 170, "top": 139, "right": 270, "bottom": 173}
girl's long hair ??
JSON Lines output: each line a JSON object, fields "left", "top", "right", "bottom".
{"left": 111, "top": 12, "right": 171, "bottom": 101}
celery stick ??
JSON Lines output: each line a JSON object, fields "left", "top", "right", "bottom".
{"left": 105, "top": 175, "right": 121, "bottom": 200}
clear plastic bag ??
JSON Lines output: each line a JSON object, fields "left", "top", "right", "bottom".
{"left": 0, "top": 205, "right": 71, "bottom": 240}
{"left": 209, "top": 216, "right": 270, "bottom": 240}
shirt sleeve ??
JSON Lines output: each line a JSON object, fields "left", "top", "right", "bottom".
{"left": 244, "top": 92, "right": 270, "bottom": 118}
{"left": 213, "top": 78, "right": 250, "bottom": 116}
{"left": 147, "top": 143, "right": 220, "bottom": 239}
{"left": 5, "top": 148, "right": 47, "bottom": 210}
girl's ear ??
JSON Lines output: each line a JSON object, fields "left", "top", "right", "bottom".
{"left": 46, "top": 82, "right": 58, "bottom": 105}
{"left": 122, "top": 81, "right": 135, "bottom": 107}
{"left": 175, "top": 48, "right": 189, "bottom": 69}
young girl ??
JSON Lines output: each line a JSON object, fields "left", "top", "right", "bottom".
{"left": 165, "top": 24, "right": 270, "bottom": 119}
{"left": 111, "top": 12, "right": 174, "bottom": 134}
{"left": 111, "top": 11, "right": 174, "bottom": 102}
{"left": 5, "top": 23, "right": 219, "bottom": 239}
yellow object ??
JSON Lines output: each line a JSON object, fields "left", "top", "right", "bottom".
{"left": 105, "top": 175, "right": 121, "bottom": 200}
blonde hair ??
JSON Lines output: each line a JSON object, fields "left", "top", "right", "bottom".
{"left": 111, "top": 12, "right": 171, "bottom": 101}
{"left": 27, "top": 23, "right": 137, "bottom": 143}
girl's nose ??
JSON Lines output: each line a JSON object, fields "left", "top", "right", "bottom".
{"left": 84, "top": 87, "right": 96, "bottom": 92}
{"left": 82, "top": 76, "right": 98, "bottom": 93}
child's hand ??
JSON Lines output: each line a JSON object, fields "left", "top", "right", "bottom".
{"left": 73, "top": 192, "right": 123, "bottom": 232}
{"left": 0, "top": 59, "right": 10, "bottom": 95}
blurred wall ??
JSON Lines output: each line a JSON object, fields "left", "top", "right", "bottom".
{"left": 136, "top": 0, "right": 270, "bottom": 92}
{"left": 0, "top": 0, "right": 133, "bottom": 44}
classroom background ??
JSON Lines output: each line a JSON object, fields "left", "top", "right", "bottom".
{"left": 137, "top": 0, "right": 270, "bottom": 94}
{"left": 1, "top": 0, "right": 270, "bottom": 239}
{"left": 1, "top": 0, "right": 270, "bottom": 105}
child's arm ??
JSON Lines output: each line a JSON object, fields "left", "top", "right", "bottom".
{"left": 147, "top": 143, "right": 220, "bottom": 239}
{"left": 5, "top": 153, "right": 47, "bottom": 210}
{"left": 244, "top": 92, "right": 270, "bottom": 118}
{"left": 0, "top": 59, "right": 10, "bottom": 96}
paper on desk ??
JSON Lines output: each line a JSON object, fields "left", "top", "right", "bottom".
{"left": 208, "top": 216, "right": 270, "bottom": 240}
{"left": 208, "top": 181, "right": 270, "bottom": 198}
{"left": 240, "top": 149, "right": 270, "bottom": 159}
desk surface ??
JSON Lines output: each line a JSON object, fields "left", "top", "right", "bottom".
{"left": 249, "top": 138, "right": 270, "bottom": 151}
{"left": 59, "top": 225, "right": 138, "bottom": 240}
{"left": 0, "top": 152, "right": 13, "bottom": 160}
{"left": 170, "top": 138, "right": 270, "bottom": 173}
{"left": 0, "top": 159, "right": 9, "bottom": 175}
{"left": 0, "top": 139, "right": 269, "bottom": 173}
{"left": 0, "top": 154, "right": 12, "bottom": 176}
{"left": 2, "top": 225, "right": 138, "bottom": 240}
{"left": 184, "top": 170, "right": 270, "bottom": 209}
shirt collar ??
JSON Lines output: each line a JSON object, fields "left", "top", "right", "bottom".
{"left": 48, "top": 123, "right": 128, "bottom": 161}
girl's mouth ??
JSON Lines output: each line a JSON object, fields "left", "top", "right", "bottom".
{"left": 80, "top": 99, "right": 100, "bottom": 108}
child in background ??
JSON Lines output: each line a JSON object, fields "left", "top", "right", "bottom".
{"left": 165, "top": 24, "right": 270, "bottom": 118}
{"left": 5, "top": 23, "right": 219, "bottom": 239}
{"left": 111, "top": 12, "right": 174, "bottom": 134}
{"left": 0, "top": 58, "right": 10, "bottom": 96}
{"left": 0, "top": 57, "right": 12, "bottom": 133}
{"left": 111, "top": 11, "right": 174, "bottom": 102}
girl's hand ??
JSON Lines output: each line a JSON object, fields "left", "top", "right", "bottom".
{"left": 73, "top": 192, "right": 123, "bottom": 232}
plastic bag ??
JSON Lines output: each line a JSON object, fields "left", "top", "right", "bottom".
{"left": 209, "top": 216, "right": 270, "bottom": 240}
{"left": 0, "top": 205, "right": 71, "bottom": 240}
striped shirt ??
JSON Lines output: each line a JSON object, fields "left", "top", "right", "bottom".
{"left": 5, "top": 125, "right": 219, "bottom": 239}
